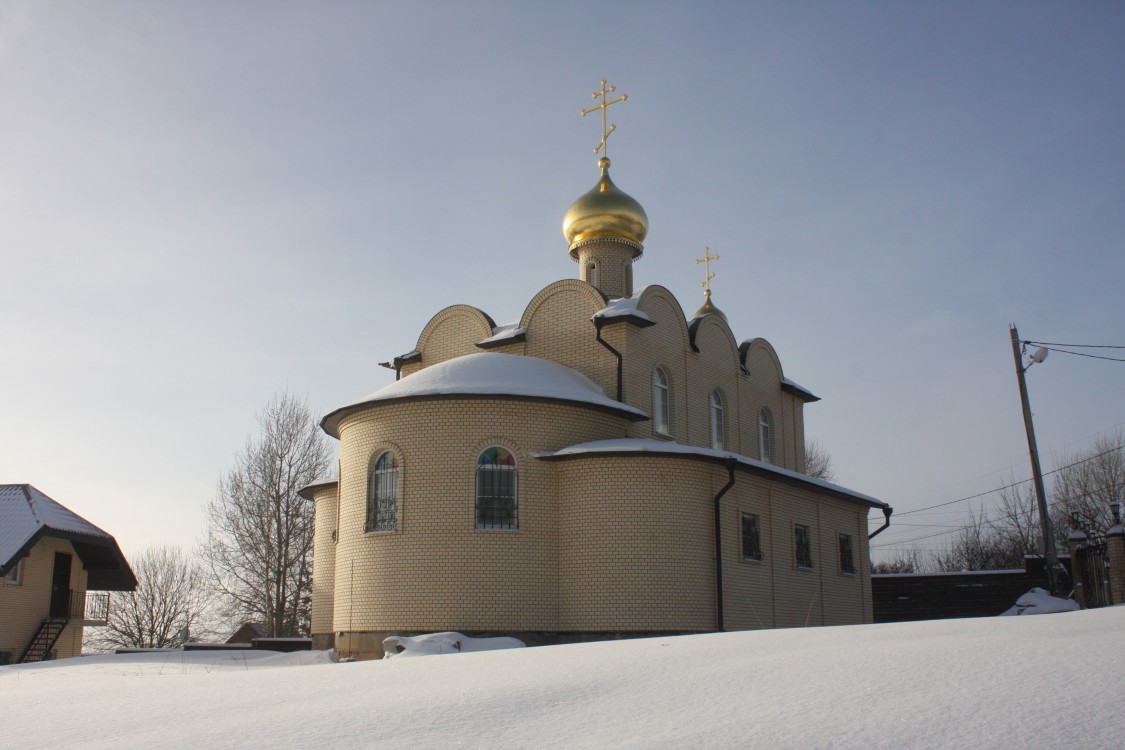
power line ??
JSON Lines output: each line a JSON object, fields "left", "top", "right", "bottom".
{"left": 1024, "top": 340, "right": 1125, "bottom": 349}
{"left": 894, "top": 443, "right": 1125, "bottom": 518}
{"left": 1032, "top": 346, "right": 1125, "bottom": 363}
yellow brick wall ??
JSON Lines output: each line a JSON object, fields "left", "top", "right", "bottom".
{"left": 521, "top": 279, "right": 616, "bottom": 396}
{"left": 332, "top": 398, "right": 627, "bottom": 644}
{"left": 574, "top": 242, "right": 635, "bottom": 299}
{"left": 0, "top": 537, "right": 88, "bottom": 661}
{"left": 556, "top": 457, "right": 718, "bottom": 632}
{"left": 309, "top": 485, "right": 338, "bottom": 640}
{"left": 318, "top": 272, "right": 877, "bottom": 658}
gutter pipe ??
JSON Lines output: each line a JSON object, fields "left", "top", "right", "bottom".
{"left": 868, "top": 507, "right": 893, "bottom": 540}
{"left": 713, "top": 457, "right": 738, "bottom": 632}
{"left": 592, "top": 315, "right": 623, "bottom": 402}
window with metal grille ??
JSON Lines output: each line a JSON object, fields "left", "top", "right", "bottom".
{"left": 839, "top": 534, "right": 856, "bottom": 575}
{"left": 795, "top": 524, "right": 813, "bottom": 569}
{"left": 476, "top": 447, "right": 517, "bottom": 530}
{"left": 710, "top": 389, "right": 725, "bottom": 450}
{"left": 653, "top": 367, "right": 670, "bottom": 435}
{"left": 741, "top": 513, "right": 763, "bottom": 561}
{"left": 367, "top": 451, "right": 399, "bottom": 532}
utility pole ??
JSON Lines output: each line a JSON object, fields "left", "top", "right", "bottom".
{"left": 1010, "top": 324, "right": 1058, "bottom": 594}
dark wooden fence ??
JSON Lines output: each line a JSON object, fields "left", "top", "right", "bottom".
{"left": 872, "top": 557, "right": 1070, "bottom": 623}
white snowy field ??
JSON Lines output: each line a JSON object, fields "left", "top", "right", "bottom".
{"left": 3, "top": 608, "right": 1122, "bottom": 750}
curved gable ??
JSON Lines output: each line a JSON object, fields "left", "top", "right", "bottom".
{"left": 739, "top": 337, "right": 784, "bottom": 383}
{"left": 415, "top": 305, "right": 497, "bottom": 369}
{"left": 519, "top": 279, "right": 612, "bottom": 390}
{"left": 636, "top": 286, "right": 691, "bottom": 350}
{"left": 690, "top": 314, "right": 740, "bottom": 366}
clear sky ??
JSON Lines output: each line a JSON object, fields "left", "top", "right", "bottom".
{"left": 2, "top": 2, "right": 1122, "bottom": 562}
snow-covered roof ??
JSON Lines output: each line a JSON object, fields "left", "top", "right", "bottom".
{"left": 538, "top": 438, "right": 887, "bottom": 509}
{"left": 0, "top": 484, "right": 136, "bottom": 590}
{"left": 322, "top": 353, "right": 648, "bottom": 437}
{"left": 297, "top": 477, "right": 339, "bottom": 501}
{"left": 780, "top": 377, "right": 819, "bottom": 402}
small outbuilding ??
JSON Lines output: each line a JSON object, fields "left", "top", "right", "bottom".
{"left": 0, "top": 484, "right": 136, "bottom": 662}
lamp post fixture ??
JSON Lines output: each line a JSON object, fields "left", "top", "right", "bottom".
{"left": 1009, "top": 324, "right": 1059, "bottom": 594}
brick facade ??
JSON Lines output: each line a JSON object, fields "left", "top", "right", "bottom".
{"left": 310, "top": 170, "right": 886, "bottom": 659}
{"left": 0, "top": 538, "right": 88, "bottom": 661}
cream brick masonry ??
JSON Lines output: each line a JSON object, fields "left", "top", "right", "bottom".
{"left": 304, "top": 157, "right": 890, "bottom": 659}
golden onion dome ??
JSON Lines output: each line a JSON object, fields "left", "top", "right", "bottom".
{"left": 563, "top": 157, "right": 648, "bottom": 257}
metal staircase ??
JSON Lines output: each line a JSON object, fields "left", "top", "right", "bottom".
{"left": 19, "top": 618, "right": 68, "bottom": 663}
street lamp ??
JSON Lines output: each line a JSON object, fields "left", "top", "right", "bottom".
{"left": 1009, "top": 324, "right": 1059, "bottom": 594}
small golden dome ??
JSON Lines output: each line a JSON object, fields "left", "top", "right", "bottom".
{"left": 692, "top": 290, "right": 728, "bottom": 324}
{"left": 563, "top": 157, "right": 648, "bottom": 256}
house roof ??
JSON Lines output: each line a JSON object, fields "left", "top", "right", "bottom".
{"left": 536, "top": 438, "right": 888, "bottom": 510}
{"left": 322, "top": 352, "right": 648, "bottom": 438}
{"left": 0, "top": 484, "right": 137, "bottom": 591}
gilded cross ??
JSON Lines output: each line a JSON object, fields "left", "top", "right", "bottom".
{"left": 695, "top": 247, "right": 720, "bottom": 293}
{"left": 581, "top": 79, "right": 628, "bottom": 158}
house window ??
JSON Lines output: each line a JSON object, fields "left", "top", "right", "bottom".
{"left": 795, "top": 524, "right": 813, "bottom": 569}
{"left": 476, "top": 447, "right": 517, "bottom": 529}
{"left": 587, "top": 261, "right": 599, "bottom": 288}
{"left": 653, "top": 367, "right": 670, "bottom": 435}
{"left": 367, "top": 451, "right": 399, "bottom": 532}
{"left": 710, "top": 389, "right": 725, "bottom": 450}
{"left": 839, "top": 534, "right": 856, "bottom": 575}
{"left": 759, "top": 408, "right": 773, "bottom": 464}
{"left": 741, "top": 513, "right": 763, "bottom": 561}
{"left": 4, "top": 558, "right": 23, "bottom": 585}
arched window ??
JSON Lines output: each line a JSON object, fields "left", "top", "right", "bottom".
{"left": 758, "top": 408, "right": 773, "bottom": 464}
{"left": 367, "top": 451, "right": 399, "bottom": 532}
{"left": 476, "top": 447, "right": 517, "bottom": 530}
{"left": 653, "top": 367, "right": 670, "bottom": 435}
{"left": 710, "top": 389, "right": 725, "bottom": 450}
{"left": 587, "top": 261, "right": 599, "bottom": 288}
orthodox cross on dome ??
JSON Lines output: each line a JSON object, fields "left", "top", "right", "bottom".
{"left": 581, "top": 79, "right": 628, "bottom": 159}
{"left": 696, "top": 246, "right": 720, "bottom": 296}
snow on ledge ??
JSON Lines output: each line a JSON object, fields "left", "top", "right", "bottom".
{"left": 594, "top": 296, "right": 654, "bottom": 323}
{"left": 539, "top": 438, "right": 886, "bottom": 508}
{"left": 382, "top": 632, "right": 525, "bottom": 659}
{"left": 477, "top": 321, "right": 526, "bottom": 346}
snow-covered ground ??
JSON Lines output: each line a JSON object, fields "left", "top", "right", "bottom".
{"left": 3, "top": 608, "right": 1122, "bottom": 749}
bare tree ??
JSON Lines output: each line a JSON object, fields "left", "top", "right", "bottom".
{"left": 1050, "top": 432, "right": 1124, "bottom": 542}
{"left": 804, "top": 439, "right": 835, "bottom": 482}
{"left": 88, "top": 545, "right": 208, "bottom": 650}
{"left": 203, "top": 391, "right": 332, "bottom": 637}
{"left": 871, "top": 548, "right": 924, "bottom": 574}
{"left": 932, "top": 482, "right": 1041, "bottom": 572}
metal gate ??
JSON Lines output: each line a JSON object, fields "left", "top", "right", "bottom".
{"left": 1076, "top": 540, "right": 1112, "bottom": 608}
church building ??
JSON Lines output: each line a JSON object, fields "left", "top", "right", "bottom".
{"left": 302, "top": 83, "right": 892, "bottom": 659}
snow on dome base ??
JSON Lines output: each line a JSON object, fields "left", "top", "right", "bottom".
{"left": 321, "top": 352, "right": 646, "bottom": 436}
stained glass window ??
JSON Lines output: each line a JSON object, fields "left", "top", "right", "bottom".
{"left": 476, "top": 447, "right": 517, "bottom": 529}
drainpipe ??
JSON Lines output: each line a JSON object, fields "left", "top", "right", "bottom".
{"left": 713, "top": 457, "right": 738, "bottom": 632}
{"left": 868, "top": 507, "right": 893, "bottom": 540}
{"left": 592, "top": 315, "right": 623, "bottom": 402}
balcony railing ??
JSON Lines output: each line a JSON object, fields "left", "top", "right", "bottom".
{"left": 69, "top": 590, "right": 110, "bottom": 626}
